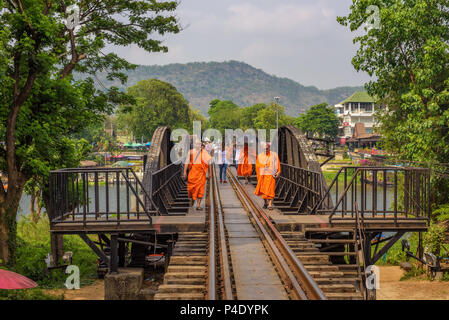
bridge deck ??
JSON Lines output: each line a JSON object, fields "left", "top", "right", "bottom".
{"left": 270, "top": 215, "right": 428, "bottom": 232}
{"left": 50, "top": 215, "right": 205, "bottom": 234}
{"left": 221, "top": 167, "right": 289, "bottom": 299}
{"left": 50, "top": 205, "right": 206, "bottom": 234}
{"left": 229, "top": 167, "right": 428, "bottom": 233}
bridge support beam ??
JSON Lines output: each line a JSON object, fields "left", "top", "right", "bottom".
{"left": 110, "top": 234, "right": 119, "bottom": 273}
{"left": 79, "top": 233, "right": 110, "bottom": 266}
{"left": 50, "top": 233, "right": 64, "bottom": 266}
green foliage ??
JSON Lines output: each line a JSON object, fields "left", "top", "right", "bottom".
{"left": 240, "top": 103, "right": 266, "bottom": 130}
{"left": 78, "top": 61, "right": 364, "bottom": 116}
{"left": 376, "top": 233, "right": 419, "bottom": 266}
{"left": 13, "top": 215, "right": 97, "bottom": 289}
{"left": 338, "top": 0, "right": 449, "bottom": 205}
{"left": 424, "top": 224, "right": 446, "bottom": 255}
{"left": 254, "top": 103, "right": 294, "bottom": 131}
{"left": 295, "top": 103, "right": 340, "bottom": 139}
{"left": 0, "top": 0, "right": 182, "bottom": 263}
{"left": 189, "top": 108, "right": 209, "bottom": 130}
{"left": 72, "top": 115, "right": 120, "bottom": 153}
{"left": 442, "top": 272, "right": 449, "bottom": 281}
{"left": 205, "top": 100, "right": 294, "bottom": 133}
{"left": 208, "top": 100, "right": 242, "bottom": 132}
{"left": 400, "top": 265, "right": 426, "bottom": 281}
{"left": 117, "top": 79, "right": 193, "bottom": 139}
{"left": 432, "top": 204, "right": 449, "bottom": 222}
{"left": 322, "top": 171, "right": 346, "bottom": 185}
{"left": 0, "top": 288, "right": 62, "bottom": 300}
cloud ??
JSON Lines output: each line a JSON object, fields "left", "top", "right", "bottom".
{"left": 224, "top": 2, "right": 337, "bottom": 38}
{"left": 104, "top": 0, "right": 371, "bottom": 89}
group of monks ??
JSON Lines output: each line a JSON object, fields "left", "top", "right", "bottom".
{"left": 182, "top": 139, "right": 280, "bottom": 210}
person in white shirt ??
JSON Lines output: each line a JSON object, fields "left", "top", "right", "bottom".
{"left": 216, "top": 141, "right": 230, "bottom": 183}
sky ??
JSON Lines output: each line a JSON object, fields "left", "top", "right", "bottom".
{"left": 110, "top": 0, "right": 371, "bottom": 90}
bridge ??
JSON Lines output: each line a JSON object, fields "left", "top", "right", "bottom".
{"left": 48, "top": 126, "right": 430, "bottom": 300}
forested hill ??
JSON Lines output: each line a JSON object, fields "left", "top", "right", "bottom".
{"left": 80, "top": 61, "right": 363, "bottom": 116}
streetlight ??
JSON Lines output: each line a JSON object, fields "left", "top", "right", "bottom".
{"left": 274, "top": 96, "right": 280, "bottom": 131}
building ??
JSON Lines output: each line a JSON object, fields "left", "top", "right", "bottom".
{"left": 345, "top": 123, "right": 382, "bottom": 150}
{"left": 334, "top": 91, "right": 380, "bottom": 142}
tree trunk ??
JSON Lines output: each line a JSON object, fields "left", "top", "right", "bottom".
{"left": 36, "top": 191, "right": 42, "bottom": 218}
{"left": 0, "top": 174, "right": 27, "bottom": 265}
{"left": 30, "top": 189, "right": 41, "bottom": 223}
{"left": 0, "top": 220, "right": 9, "bottom": 265}
{"left": 30, "top": 189, "right": 36, "bottom": 223}
{"left": 0, "top": 206, "right": 19, "bottom": 266}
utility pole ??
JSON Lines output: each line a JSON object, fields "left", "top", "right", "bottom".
{"left": 274, "top": 96, "right": 280, "bottom": 131}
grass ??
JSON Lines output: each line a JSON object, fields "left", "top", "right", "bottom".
{"left": 400, "top": 266, "right": 426, "bottom": 281}
{"left": 13, "top": 215, "right": 97, "bottom": 289}
{"left": 322, "top": 170, "right": 346, "bottom": 185}
{"left": 0, "top": 288, "right": 63, "bottom": 300}
{"left": 375, "top": 233, "right": 419, "bottom": 266}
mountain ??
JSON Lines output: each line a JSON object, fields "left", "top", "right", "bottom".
{"left": 79, "top": 61, "right": 364, "bottom": 116}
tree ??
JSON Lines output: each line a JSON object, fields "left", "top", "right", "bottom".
{"left": 241, "top": 103, "right": 267, "bottom": 130}
{"left": 208, "top": 100, "right": 242, "bottom": 132}
{"left": 189, "top": 108, "right": 209, "bottom": 131}
{"left": 117, "top": 79, "right": 192, "bottom": 140}
{"left": 338, "top": 0, "right": 449, "bottom": 205}
{"left": 254, "top": 103, "right": 293, "bottom": 131}
{"left": 295, "top": 103, "right": 340, "bottom": 139}
{"left": 0, "top": 0, "right": 180, "bottom": 265}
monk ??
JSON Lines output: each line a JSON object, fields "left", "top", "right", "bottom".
{"left": 254, "top": 142, "right": 281, "bottom": 210}
{"left": 237, "top": 142, "right": 256, "bottom": 184}
{"left": 183, "top": 140, "right": 211, "bottom": 210}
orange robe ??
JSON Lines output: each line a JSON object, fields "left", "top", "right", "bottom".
{"left": 237, "top": 147, "right": 255, "bottom": 177}
{"left": 254, "top": 151, "right": 281, "bottom": 200}
{"left": 187, "top": 149, "right": 211, "bottom": 200}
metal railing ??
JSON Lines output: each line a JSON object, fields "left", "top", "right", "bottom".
{"left": 354, "top": 202, "right": 367, "bottom": 300}
{"left": 275, "top": 163, "right": 330, "bottom": 214}
{"left": 148, "top": 161, "right": 187, "bottom": 214}
{"left": 49, "top": 167, "right": 155, "bottom": 227}
{"left": 312, "top": 167, "right": 431, "bottom": 224}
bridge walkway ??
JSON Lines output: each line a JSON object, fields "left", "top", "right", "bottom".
{"left": 219, "top": 166, "right": 289, "bottom": 300}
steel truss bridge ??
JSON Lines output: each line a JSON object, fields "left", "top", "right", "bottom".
{"left": 48, "top": 126, "right": 430, "bottom": 300}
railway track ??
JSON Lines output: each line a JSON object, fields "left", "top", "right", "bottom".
{"left": 156, "top": 165, "right": 364, "bottom": 300}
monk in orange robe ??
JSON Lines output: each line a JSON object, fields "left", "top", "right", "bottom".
{"left": 183, "top": 141, "right": 211, "bottom": 210}
{"left": 237, "top": 142, "right": 256, "bottom": 184}
{"left": 254, "top": 143, "right": 281, "bottom": 210}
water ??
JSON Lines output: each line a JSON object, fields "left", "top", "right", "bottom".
{"left": 17, "top": 182, "right": 396, "bottom": 220}
{"left": 17, "top": 184, "right": 138, "bottom": 221}
{"left": 328, "top": 183, "right": 396, "bottom": 215}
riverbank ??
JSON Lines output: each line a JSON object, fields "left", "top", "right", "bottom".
{"left": 377, "top": 266, "right": 449, "bottom": 300}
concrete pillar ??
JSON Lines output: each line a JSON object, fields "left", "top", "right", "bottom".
{"left": 104, "top": 268, "right": 144, "bottom": 300}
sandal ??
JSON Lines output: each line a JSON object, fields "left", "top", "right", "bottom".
{"left": 263, "top": 203, "right": 268, "bottom": 209}
{"left": 268, "top": 206, "right": 274, "bottom": 211}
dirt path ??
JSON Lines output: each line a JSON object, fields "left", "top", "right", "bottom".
{"left": 47, "top": 280, "right": 105, "bottom": 300}
{"left": 46, "top": 266, "right": 449, "bottom": 300}
{"left": 377, "top": 266, "right": 449, "bottom": 300}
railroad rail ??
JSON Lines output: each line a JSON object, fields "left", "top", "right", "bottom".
{"left": 226, "top": 168, "right": 326, "bottom": 300}
{"left": 156, "top": 165, "right": 326, "bottom": 300}
{"left": 49, "top": 125, "right": 431, "bottom": 300}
